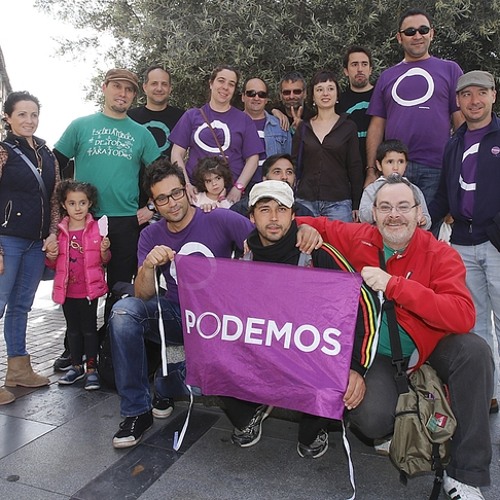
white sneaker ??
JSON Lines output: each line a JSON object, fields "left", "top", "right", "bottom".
{"left": 443, "top": 473, "right": 485, "bottom": 500}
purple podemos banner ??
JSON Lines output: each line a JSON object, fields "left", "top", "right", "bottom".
{"left": 176, "top": 255, "right": 362, "bottom": 420}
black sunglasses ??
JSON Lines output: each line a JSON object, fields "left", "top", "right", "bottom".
{"left": 245, "top": 90, "right": 268, "bottom": 98}
{"left": 399, "top": 25, "right": 431, "bottom": 37}
{"left": 282, "top": 89, "right": 304, "bottom": 96}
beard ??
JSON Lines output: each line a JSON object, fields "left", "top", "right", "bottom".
{"left": 351, "top": 77, "right": 369, "bottom": 89}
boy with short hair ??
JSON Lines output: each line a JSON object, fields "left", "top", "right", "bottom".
{"left": 359, "top": 139, "right": 431, "bottom": 228}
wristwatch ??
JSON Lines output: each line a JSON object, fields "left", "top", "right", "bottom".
{"left": 147, "top": 202, "right": 155, "bottom": 211}
{"left": 234, "top": 182, "right": 245, "bottom": 193}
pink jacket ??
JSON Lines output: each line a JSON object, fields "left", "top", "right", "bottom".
{"left": 48, "top": 214, "right": 110, "bottom": 304}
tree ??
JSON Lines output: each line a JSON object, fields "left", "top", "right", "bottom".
{"left": 36, "top": 0, "right": 500, "bottom": 108}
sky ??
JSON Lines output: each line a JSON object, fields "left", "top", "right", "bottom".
{"left": 0, "top": 0, "right": 100, "bottom": 147}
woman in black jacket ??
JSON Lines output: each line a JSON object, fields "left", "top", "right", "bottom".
{"left": 0, "top": 91, "right": 60, "bottom": 405}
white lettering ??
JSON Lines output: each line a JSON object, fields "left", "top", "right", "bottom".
{"left": 196, "top": 312, "right": 221, "bottom": 339}
{"left": 321, "top": 328, "right": 342, "bottom": 356}
{"left": 265, "top": 320, "right": 293, "bottom": 349}
{"left": 294, "top": 324, "right": 321, "bottom": 353}
{"left": 185, "top": 310, "right": 196, "bottom": 333}
{"left": 221, "top": 315, "right": 243, "bottom": 341}
{"left": 185, "top": 312, "right": 345, "bottom": 357}
{"left": 244, "top": 318, "right": 266, "bottom": 345}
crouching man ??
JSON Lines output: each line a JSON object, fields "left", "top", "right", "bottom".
{"left": 223, "top": 180, "right": 379, "bottom": 458}
{"left": 300, "top": 174, "right": 493, "bottom": 499}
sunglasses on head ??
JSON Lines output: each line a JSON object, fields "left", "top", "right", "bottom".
{"left": 282, "top": 89, "right": 304, "bottom": 96}
{"left": 399, "top": 25, "right": 431, "bottom": 37}
{"left": 245, "top": 90, "right": 268, "bottom": 98}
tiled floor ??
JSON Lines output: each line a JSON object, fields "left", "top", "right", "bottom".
{"left": 0, "top": 282, "right": 499, "bottom": 499}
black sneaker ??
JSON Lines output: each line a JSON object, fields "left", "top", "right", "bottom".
{"left": 231, "top": 405, "right": 272, "bottom": 448}
{"left": 152, "top": 395, "right": 174, "bottom": 419}
{"left": 112, "top": 411, "right": 153, "bottom": 449}
{"left": 297, "top": 429, "right": 329, "bottom": 459}
{"left": 53, "top": 349, "right": 72, "bottom": 371}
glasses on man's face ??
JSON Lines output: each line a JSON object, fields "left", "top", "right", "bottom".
{"left": 399, "top": 25, "right": 431, "bottom": 37}
{"left": 153, "top": 188, "right": 186, "bottom": 207}
{"left": 245, "top": 90, "right": 268, "bottom": 99}
{"left": 281, "top": 89, "right": 304, "bottom": 96}
{"left": 375, "top": 203, "right": 419, "bottom": 214}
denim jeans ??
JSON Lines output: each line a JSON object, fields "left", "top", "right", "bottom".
{"left": 109, "top": 296, "right": 183, "bottom": 416}
{"left": 0, "top": 236, "right": 45, "bottom": 357}
{"left": 296, "top": 198, "right": 352, "bottom": 221}
{"left": 404, "top": 161, "right": 442, "bottom": 206}
{"left": 349, "top": 334, "right": 493, "bottom": 487}
{"left": 453, "top": 241, "right": 500, "bottom": 397}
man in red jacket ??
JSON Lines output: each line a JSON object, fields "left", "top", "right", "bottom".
{"left": 299, "top": 174, "right": 493, "bottom": 499}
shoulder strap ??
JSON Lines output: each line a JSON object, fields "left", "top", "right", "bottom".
{"left": 199, "top": 107, "right": 229, "bottom": 163}
{"left": 379, "top": 250, "right": 409, "bottom": 394}
{"left": 3, "top": 143, "right": 48, "bottom": 201}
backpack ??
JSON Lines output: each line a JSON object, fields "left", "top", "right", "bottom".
{"left": 389, "top": 363, "right": 457, "bottom": 499}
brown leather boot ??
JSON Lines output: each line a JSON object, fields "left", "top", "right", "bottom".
{"left": 0, "top": 387, "right": 15, "bottom": 405}
{"left": 5, "top": 355, "right": 50, "bottom": 388}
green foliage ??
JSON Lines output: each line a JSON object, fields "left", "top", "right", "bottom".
{"left": 36, "top": 0, "right": 500, "bottom": 108}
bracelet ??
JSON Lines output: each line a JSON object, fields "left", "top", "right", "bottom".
{"left": 365, "top": 166, "right": 377, "bottom": 171}
{"left": 234, "top": 182, "right": 245, "bottom": 193}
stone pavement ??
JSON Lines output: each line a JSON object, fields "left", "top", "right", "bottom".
{"left": 0, "top": 282, "right": 499, "bottom": 499}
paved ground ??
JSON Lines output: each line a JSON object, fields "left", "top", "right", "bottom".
{"left": 0, "top": 281, "right": 499, "bottom": 499}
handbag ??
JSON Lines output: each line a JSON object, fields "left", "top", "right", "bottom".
{"left": 379, "top": 251, "right": 456, "bottom": 499}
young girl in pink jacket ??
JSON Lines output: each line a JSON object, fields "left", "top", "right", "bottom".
{"left": 46, "top": 180, "right": 110, "bottom": 390}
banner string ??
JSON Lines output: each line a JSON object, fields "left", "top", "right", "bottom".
{"left": 342, "top": 419, "right": 356, "bottom": 500}
{"left": 154, "top": 266, "right": 169, "bottom": 377}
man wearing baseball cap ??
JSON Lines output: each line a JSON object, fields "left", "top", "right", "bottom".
{"left": 430, "top": 69, "right": 500, "bottom": 428}
{"left": 222, "top": 180, "right": 378, "bottom": 459}
{"left": 52, "top": 68, "right": 161, "bottom": 370}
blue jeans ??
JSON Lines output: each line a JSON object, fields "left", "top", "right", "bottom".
{"left": 349, "top": 334, "right": 493, "bottom": 487}
{"left": 108, "top": 296, "right": 183, "bottom": 416}
{"left": 296, "top": 198, "right": 352, "bottom": 221}
{"left": 0, "top": 236, "right": 45, "bottom": 357}
{"left": 404, "top": 161, "right": 442, "bottom": 206}
{"left": 453, "top": 241, "right": 500, "bottom": 397}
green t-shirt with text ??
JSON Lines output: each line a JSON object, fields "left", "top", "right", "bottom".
{"left": 55, "top": 113, "right": 160, "bottom": 217}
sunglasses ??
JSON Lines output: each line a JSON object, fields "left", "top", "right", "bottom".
{"left": 245, "top": 90, "right": 268, "bottom": 98}
{"left": 399, "top": 25, "right": 431, "bottom": 37}
{"left": 282, "top": 89, "right": 304, "bottom": 96}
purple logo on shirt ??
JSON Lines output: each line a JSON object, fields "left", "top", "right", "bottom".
{"left": 491, "top": 146, "right": 500, "bottom": 156}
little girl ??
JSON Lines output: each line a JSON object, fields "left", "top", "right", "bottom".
{"left": 192, "top": 156, "right": 234, "bottom": 208}
{"left": 46, "top": 180, "right": 110, "bottom": 390}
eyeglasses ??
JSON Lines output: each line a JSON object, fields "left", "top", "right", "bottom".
{"left": 399, "top": 25, "right": 431, "bottom": 37}
{"left": 374, "top": 203, "right": 419, "bottom": 214}
{"left": 153, "top": 188, "right": 186, "bottom": 206}
{"left": 281, "top": 89, "right": 304, "bottom": 96}
{"left": 245, "top": 90, "right": 268, "bottom": 98}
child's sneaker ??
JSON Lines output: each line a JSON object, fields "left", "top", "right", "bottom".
{"left": 58, "top": 366, "right": 85, "bottom": 385}
{"left": 84, "top": 371, "right": 101, "bottom": 391}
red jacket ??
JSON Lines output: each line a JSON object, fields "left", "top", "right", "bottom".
{"left": 48, "top": 214, "right": 110, "bottom": 304}
{"left": 298, "top": 217, "right": 475, "bottom": 370}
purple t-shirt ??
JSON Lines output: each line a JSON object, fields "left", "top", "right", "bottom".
{"left": 368, "top": 56, "right": 463, "bottom": 168}
{"left": 169, "top": 103, "right": 264, "bottom": 181}
{"left": 138, "top": 208, "right": 253, "bottom": 303}
{"left": 459, "top": 125, "right": 489, "bottom": 219}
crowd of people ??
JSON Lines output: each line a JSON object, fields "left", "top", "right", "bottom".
{"left": 0, "top": 6, "right": 498, "bottom": 499}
